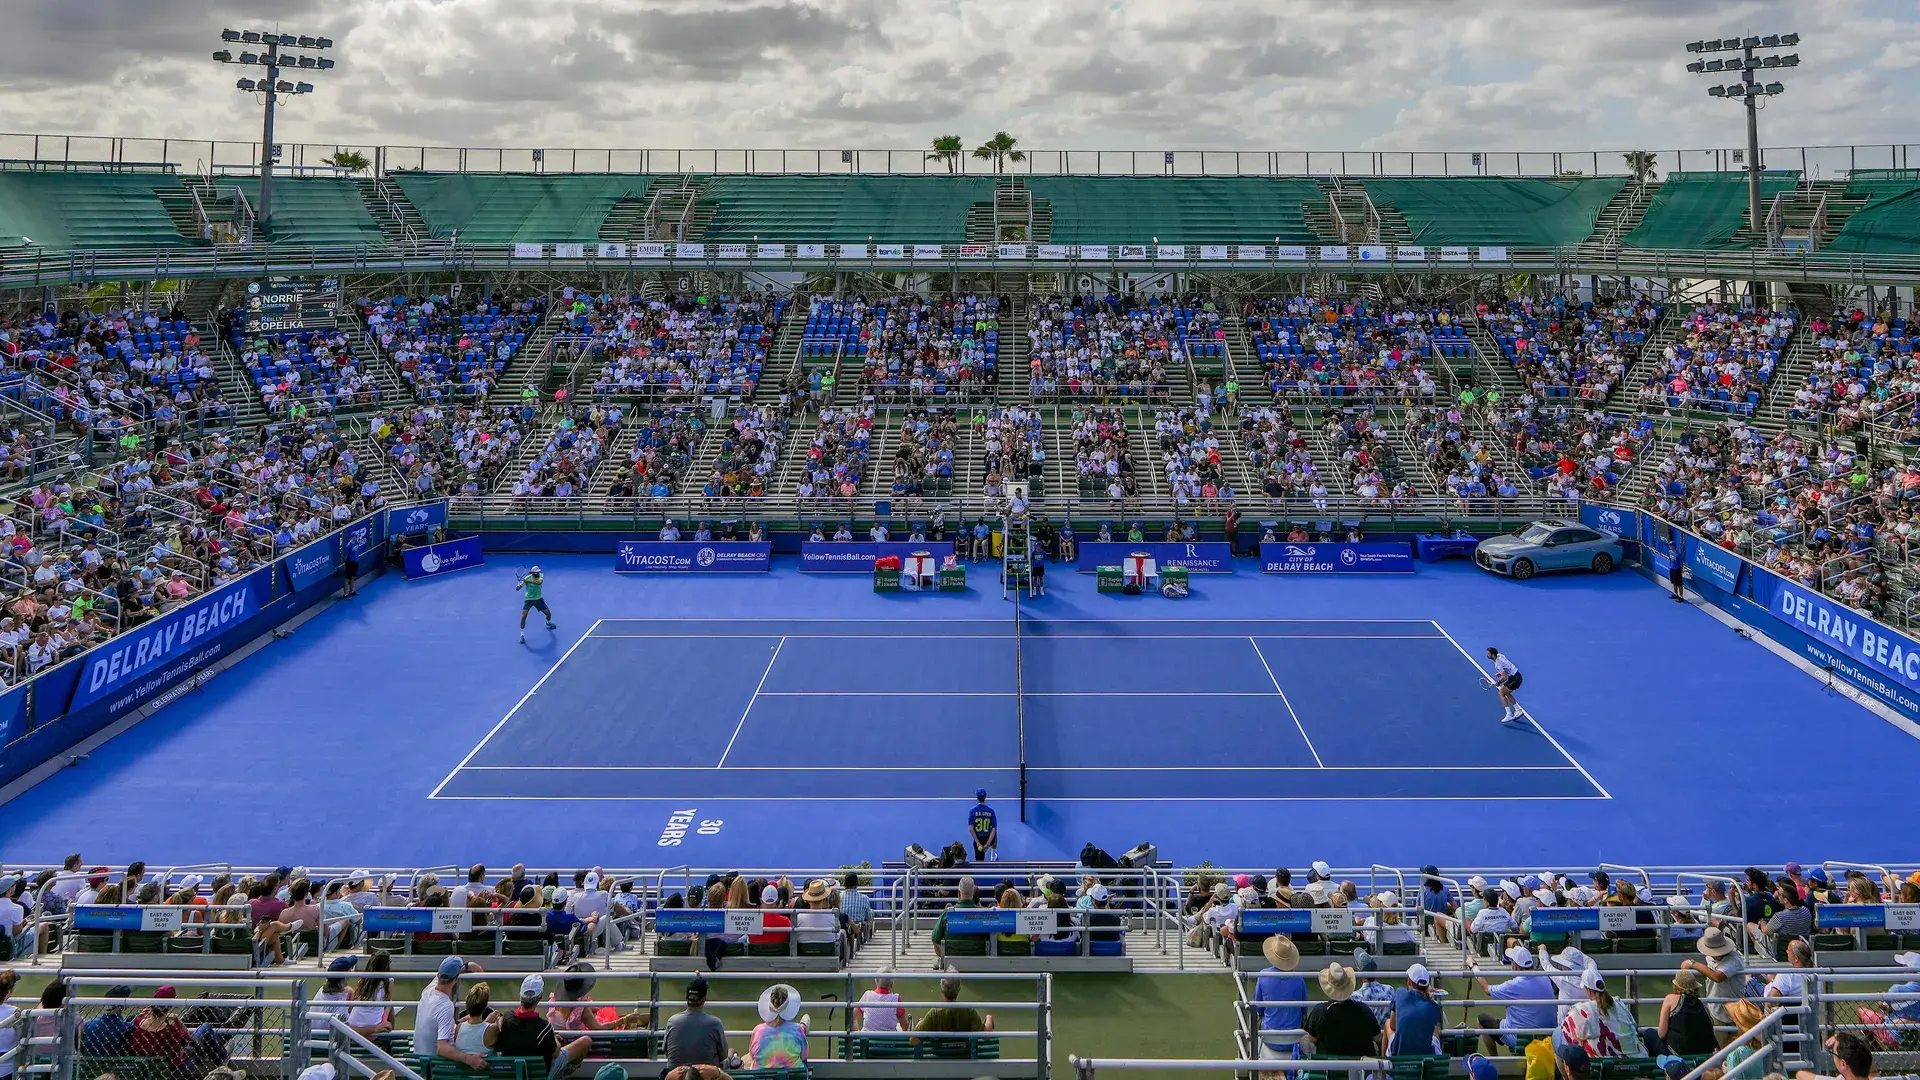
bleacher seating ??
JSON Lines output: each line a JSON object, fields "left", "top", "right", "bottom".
{"left": 228, "top": 317, "right": 380, "bottom": 414}
{"left": 1024, "top": 177, "right": 1323, "bottom": 243}
{"left": 1072, "top": 407, "right": 1141, "bottom": 501}
{"left": 1027, "top": 295, "right": 1186, "bottom": 400}
{"left": 1789, "top": 308, "right": 1916, "bottom": 433}
{"left": 699, "top": 404, "right": 790, "bottom": 500}
{"left": 1325, "top": 406, "right": 1419, "bottom": 504}
{"left": 1624, "top": 171, "right": 1802, "bottom": 249}
{"left": 1246, "top": 298, "right": 1450, "bottom": 401}
{"left": 701, "top": 175, "right": 992, "bottom": 242}
{"left": 795, "top": 406, "right": 874, "bottom": 503}
{"left": 842, "top": 295, "right": 1002, "bottom": 401}
{"left": 373, "top": 403, "right": 527, "bottom": 498}
{"left": 0, "top": 169, "right": 198, "bottom": 250}
{"left": 1, "top": 305, "right": 232, "bottom": 435}
{"left": 1489, "top": 400, "right": 1651, "bottom": 503}
{"left": 1479, "top": 296, "right": 1662, "bottom": 400}
{"left": 605, "top": 407, "right": 701, "bottom": 499}
{"left": 568, "top": 293, "right": 785, "bottom": 401}
{"left": 1406, "top": 403, "right": 1525, "bottom": 506}
{"left": 1239, "top": 406, "right": 1326, "bottom": 505}
{"left": 1824, "top": 170, "right": 1920, "bottom": 254}
{"left": 507, "top": 403, "right": 624, "bottom": 500}
{"left": 889, "top": 407, "right": 957, "bottom": 500}
{"left": 1362, "top": 177, "right": 1625, "bottom": 247}
{"left": 360, "top": 292, "right": 546, "bottom": 403}
{"left": 1639, "top": 304, "right": 1794, "bottom": 415}
{"left": 388, "top": 173, "right": 656, "bottom": 244}
{"left": 230, "top": 176, "right": 386, "bottom": 247}
{"left": 1153, "top": 408, "right": 1232, "bottom": 510}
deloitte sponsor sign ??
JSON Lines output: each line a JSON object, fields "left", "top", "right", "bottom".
{"left": 615, "top": 541, "right": 771, "bottom": 573}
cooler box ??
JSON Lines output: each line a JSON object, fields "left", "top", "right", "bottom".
{"left": 937, "top": 566, "right": 967, "bottom": 592}
{"left": 1096, "top": 566, "right": 1125, "bottom": 593}
{"left": 873, "top": 567, "right": 902, "bottom": 592}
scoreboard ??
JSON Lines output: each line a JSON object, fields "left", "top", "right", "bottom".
{"left": 242, "top": 277, "right": 339, "bottom": 332}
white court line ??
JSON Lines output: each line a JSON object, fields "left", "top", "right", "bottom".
{"left": 589, "top": 633, "right": 1445, "bottom": 640}
{"left": 590, "top": 616, "right": 1442, "bottom": 623}
{"left": 716, "top": 636, "right": 785, "bottom": 768}
{"left": 427, "top": 617, "right": 606, "bottom": 799}
{"left": 459, "top": 763, "right": 1582, "bottom": 772}
{"left": 1248, "top": 636, "right": 1326, "bottom": 768}
{"left": 430, "top": 793, "right": 1611, "bottom": 803}
{"left": 755, "top": 690, "right": 1288, "bottom": 697}
{"left": 1428, "top": 620, "right": 1614, "bottom": 800}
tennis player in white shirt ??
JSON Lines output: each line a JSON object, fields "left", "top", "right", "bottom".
{"left": 1485, "top": 646, "right": 1525, "bottom": 724}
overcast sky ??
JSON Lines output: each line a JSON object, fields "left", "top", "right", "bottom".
{"left": 0, "top": 0, "right": 1913, "bottom": 171}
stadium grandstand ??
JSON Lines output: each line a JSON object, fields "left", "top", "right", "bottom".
{"left": 7, "top": 17, "right": 1920, "bottom": 1077}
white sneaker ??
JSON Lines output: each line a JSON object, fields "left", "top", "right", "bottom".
{"left": 519, "top": 633, "right": 526, "bottom": 643}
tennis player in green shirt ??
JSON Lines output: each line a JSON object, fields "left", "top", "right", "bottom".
{"left": 516, "top": 566, "right": 556, "bottom": 643}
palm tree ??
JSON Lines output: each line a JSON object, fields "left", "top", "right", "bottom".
{"left": 326, "top": 150, "right": 372, "bottom": 174}
{"left": 971, "top": 131, "right": 1025, "bottom": 174}
{"left": 926, "top": 135, "right": 964, "bottom": 173}
{"left": 1623, "top": 151, "right": 1658, "bottom": 182}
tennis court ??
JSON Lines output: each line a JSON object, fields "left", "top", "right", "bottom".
{"left": 430, "top": 616, "right": 1608, "bottom": 803}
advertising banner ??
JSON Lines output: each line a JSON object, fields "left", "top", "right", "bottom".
{"left": 404, "top": 536, "right": 485, "bottom": 580}
{"left": 1579, "top": 504, "right": 1639, "bottom": 538}
{"left": 1686, "top": 540, "right": 1745, "bottom": 593}
{"left": 342, "top": 515, "right": 380, "bottom": 565}
{"left": 799, "top": 540, "right": 958, "bottom": 573}
{"left": 1752, "top": 570, "right": 1920, "bottom": 714}
{"left": 70, "top": 570, "right": 272, "bottom": 714}
{"left": 389, "top": 500, "right": 447, "bottom": 537}
{"left": 1260, "top": 541, "right": 1415, "bottom": 574}
{"left": 614, "top": 540, "right": 772, "bottom": 573}
{"left": 1076, "top": 541, "right": 1234, "bottom": 574}
{"left": 285, "top": 535, "right": 340, "bottom": 593}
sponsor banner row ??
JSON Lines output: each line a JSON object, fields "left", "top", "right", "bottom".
{"left": 799, "top": 540, "right": 959, "bottom": 573}
{"left": 1259, "top": 542, "right": 1415, "bottom": 574}
{"left": 1074, "top": 542, "right": 1234, "bottom": 574}
{"left": 614, "top": 540, "right": 772, "bottom": 573}
{"left": 506, "top": 242, "right": 1513, "bottom": 263}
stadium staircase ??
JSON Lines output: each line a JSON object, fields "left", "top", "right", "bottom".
{"left": 343, "top": 415, "right": 402, "bottom": 495}
{"left": 966, "top": 178, "right": 1051, "bottom": 244}
{"left": 1618, "top": 306, "right": 1682, "bottom": 404}
{"left": 998, "top": 298, "right": 1031, "bottom": 402}
{"left": 1384, "top": 422, "right": 1447, "bottom": 497}
{"left": 641, "top": 179, "right": 711, "bottom": 242}
{"left": 597, "top": 198, "right": 647, "bottom": 244}
{"left": 1306, "top": 178, "right": 1382, "bottom": 243}
{"left": 340, "top": 316, "right": 414, "bottom": 409}
{"left": 1577, "top": 179, "right": 1660, "bottom": 255}
{"left": 1459, "top": 316, "right": 1526, "bottom": 400}
{"left": 759, "top": 317, "right": 806, "bottom": 405}
{"left": 1757, "top": 319, "right": 1818, "bottom": 423}
{"left": 352, "top": 177, "right": 426, "bottom": 246}
{"left": 1769, "top": 178, "right": 1870, "bottom": 252}
{"left": 153, "top": 184, "right": 206, "bottom": 243}
{"left": 1222, "top": 313, "right": 1269, "bottom": 405}
{"left": 489, "top": 403, "right": 571, "bottom": 493}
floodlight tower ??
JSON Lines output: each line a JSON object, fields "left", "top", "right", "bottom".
{"left": 1685, "top": 32, "right": 1799, "bottom": 246}
{"left": 211, "top": 28, "right": 336, "bottom": 236}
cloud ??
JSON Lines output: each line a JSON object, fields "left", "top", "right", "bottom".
{"left": 0, "top": 0, "right": 1911, "bottom": 168}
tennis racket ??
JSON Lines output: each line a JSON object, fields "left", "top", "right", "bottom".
{"left": 513, "top": 564, "right": 532, "bottom": 586}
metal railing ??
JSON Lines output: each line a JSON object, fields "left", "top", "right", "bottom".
{"left": 7, "top": 132, "right": 1915, "bottom": 179}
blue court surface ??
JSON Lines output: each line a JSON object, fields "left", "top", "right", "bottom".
{"left": 2, "top": 555, "right": 1915, "bottom": 870}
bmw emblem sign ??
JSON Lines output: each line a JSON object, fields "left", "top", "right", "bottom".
{"left": 1340, "top": 548, "right": 1358, "bottom": 565}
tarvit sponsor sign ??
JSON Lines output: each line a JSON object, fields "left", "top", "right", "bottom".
{"left": 1260, "top": 541, "right": 1415, "bottom": 574}
{"left": 1076, "top": 541, "right": 1234, "bottom": 574}
{"left": 614, "top": 540, "right": 772, "bottom": 573}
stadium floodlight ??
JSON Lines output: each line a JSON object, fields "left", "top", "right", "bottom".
{"left": 1683, "top": 29, "right": 1800, "bottom": 247}
{"left": 211, "top": 28, "right": 336, "bottom": 236}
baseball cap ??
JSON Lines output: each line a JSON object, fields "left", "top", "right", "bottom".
{"left": 975, "top": 788, "right": 988, "bottom": 801}
{"left": 436, "top": 956, "right": 465, "bottom": 981}
{"left": 551, "top": 888, "right": 569, "bottom": 907}
{"left": 1784, "top": 861, "right": 1803, "bottom": 875}
{"left": 1503, "top": 944, "right": 1536, "bottom": 968}
{"left": 154, "top": 986, "right": 177, "bottom": 999}
{"left": 1466, "top": 1055, "right": 1499, "bottom": 1080}
{"left": 1089, "top": 885, "right": 1111, "bottom": 902}
{"left": 1579, "top": 965, "right": 1606, "bottom": 991}
{"left": 1406, "top": 963, "right": 1432, "bottom": 987}
{"left": 1657, "top": 1056, "right": 1687, "bottom": 1080}
{"left": 1559, "top": 1044, "right": 1592, "bottom": 1069}
{"left": 520, "top": 974, "right": 544, "bottom": 999}
{"left": 327, "top": 955, "right": 358, "bottom": 973}
{"left": 761, "top": 885, "right": 781, "bottom": 905}
{"left": 529, "top": 565, "right": 541, "bottom": 574}
{"left": 1310, "top": 860, "right": 1332, "bottom": 878}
